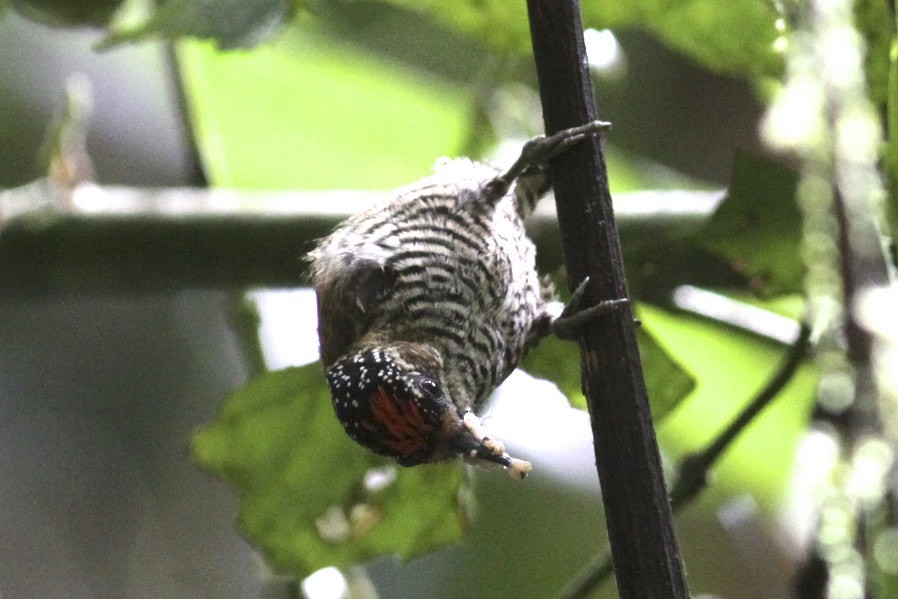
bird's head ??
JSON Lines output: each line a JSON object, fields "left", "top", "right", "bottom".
{"left": 326, "top": 343, "right": 530, "bottom": 477}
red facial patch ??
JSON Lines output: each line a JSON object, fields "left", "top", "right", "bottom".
{"left": 369, "top": 386, "right": 434, "bottom": 457}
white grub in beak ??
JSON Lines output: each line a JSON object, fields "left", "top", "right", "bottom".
{"left": 455, "top": 411, "right": 533, "bottom": 480}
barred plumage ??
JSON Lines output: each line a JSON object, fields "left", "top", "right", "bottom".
{"left": 309, "top": 121, "right": 610, "bottom": 478}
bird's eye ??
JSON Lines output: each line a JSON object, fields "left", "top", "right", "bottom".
{"left": 417, "top": 377, "right": 441, "bottom": 398}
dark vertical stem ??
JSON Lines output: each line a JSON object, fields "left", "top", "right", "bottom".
{"left": 525, "top": 1, "right": 689, "bottom": 597}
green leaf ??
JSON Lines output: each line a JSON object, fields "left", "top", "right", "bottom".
{"left": 642, "top": 302, "right": 817, "bottom": 509}
{"left": 518, "top": 336, "right": 581, "bottom": 406}
{"left": 697, "top": 152, "right": 802, "bottom": 296}
{"left": 383, "top": 0, "right": 783, "bottom": 81}
{"left": 637, "top": 326, "right": 696, "bottom": 421}
{"left": 12, "top": 0, "right": 124, "bottom": 27}
{"left": 191, "top": 363, "right": 467, "bottom": 578}
{"left": 176, "top": 26, "right": 469, "bottom": 189}
{"left": 102, "top": 0, "right": 300, "bottom": 50}
{"left": 520, "top": 310, "right": 695, "bottom": 422}
{"left": 383, "top": 0, "right": 533, "bottom": 54}
{"left": 584, "top": 0, "right": 784, "bottom": 81}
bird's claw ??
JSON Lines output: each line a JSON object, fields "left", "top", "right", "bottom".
{"left": 520, "top": 120, "right": 613, "bottom": 166}
{"left": 488, "top": 120, "right": 612, "bottom": 200}
{"left": 552, "top": 276, "right": 630, "bottom": 340}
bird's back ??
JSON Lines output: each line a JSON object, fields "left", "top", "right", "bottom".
{"left": 310, "top": 158, "right": 545, "bottom": 411}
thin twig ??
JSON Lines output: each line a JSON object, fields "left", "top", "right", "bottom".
{"left": 669, "top": 322, "right": 812, "bottom": 510}
{"left": 557, "top": 321, "right": 812, "bottom": 599}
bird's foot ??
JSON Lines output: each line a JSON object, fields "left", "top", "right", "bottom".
{"left": 519, "top": 120, "right": 613, "bottom": 166}
{"left": 487, "top": 120, "right": 612, "bottom": 199}
{"left": 552, "top": 276, "right": 629, "bottom": 341}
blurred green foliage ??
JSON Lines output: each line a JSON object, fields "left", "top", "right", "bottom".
{"left": 102, "top": 0, "right": 302, "bottom": 49}
{"left": 9, "top": 0, "right": 783, "bottom": 81}
{"left": 171, "top": 0, "right": 815, "bottom": 579}
{"left": 521, "top": 323, "right": 695, "bottom": 422}
{"left": 9, "top": 0, "right": 895, "bottom": 590}
{"left": 698, "top": 153, "right": 802, "bottom": 297}
{"left": 854, "top": 0, "right": 893, "bottom": 111}
{"left": 384, "top": 0, "right": 783, "bottom": 81}
{"left": 11, "top": 0, "right": 122, "bottom": 27}
{"left": 645, "top": 304, "right": 817, "bottom": 508}
{"left": 177, "top": 28, "right": 469, "bottom": 189}
{"left": 192, "top": 363, "right": 466, "bottom": 578}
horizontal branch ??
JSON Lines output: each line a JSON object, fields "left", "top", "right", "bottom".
{"left": 0, "top": 178, "right": 722, "bottom": 296}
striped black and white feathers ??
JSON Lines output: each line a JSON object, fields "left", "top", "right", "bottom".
{"left": 308, "top": 122, "right": 609, "bottom": 477}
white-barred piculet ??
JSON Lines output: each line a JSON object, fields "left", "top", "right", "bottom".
{"left": 309, "top": 121, "right": 613, "bottom": 479}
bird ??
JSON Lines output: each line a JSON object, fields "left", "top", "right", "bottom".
{"left": 308, "top": 121, "right": 614, "bottom": 479}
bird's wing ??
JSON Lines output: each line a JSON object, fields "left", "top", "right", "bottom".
{"left": 311, "top": 244, "right": 398, "bottom": 367}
